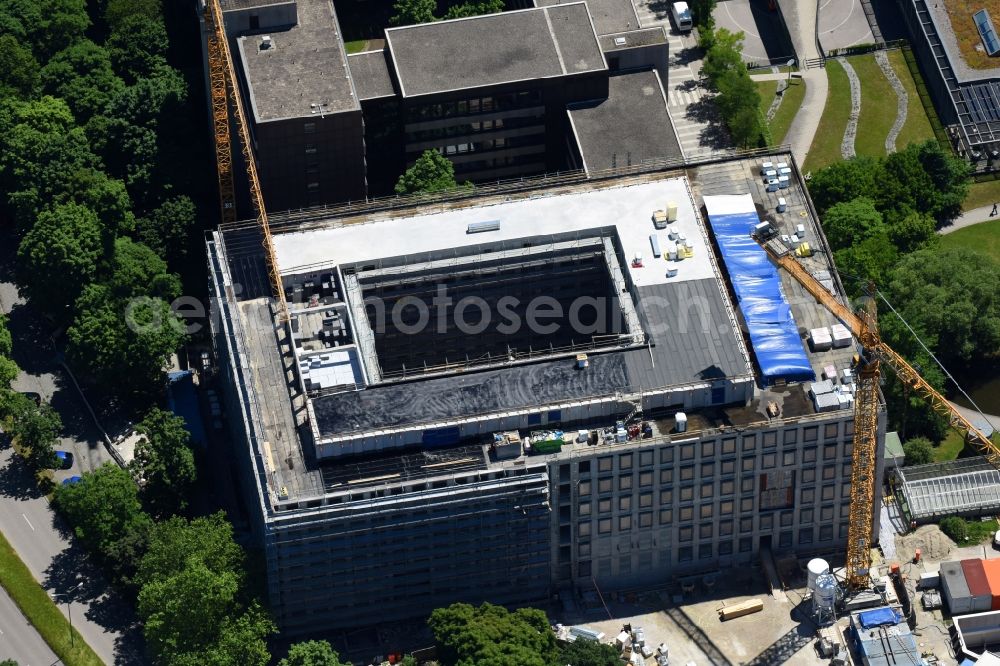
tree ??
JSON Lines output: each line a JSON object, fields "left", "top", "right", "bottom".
{"left": 108, "top": 238, "right": 182, "bottom": 301}
{"left": 1, "top": 659, "right": 19, "bottom": 666}
{"left": 0, "top": 34, "right": 40, "bottom": 98}
{"left": 821, "top": 197, "right": 884, "bottom": 250}
{"left": 104, "top": 0, "right": 162, "bottom": 32}
{"left": 395, "top": 150, "right": 466, "bottom": 195}
{"left": 136, "top": 195, "right": 197, "bottom": 263}
{"left": 902, "top": 437, "right": 933, "bottom": 466}
{"left": 106, "top": 16, "right": 169, "bottom": 83}
{"left": 279, "top": 640, "right": 351, "bottom": 666}
{"left": 52, "top": 463, "right": 152, "bottom": 557}
{"left": 428, "top": 603, "right": 558, "bottom": 666}
{"left": 136, "top": 513, "right": 244, "bottom": 589}
{"left": 16, "top": 203, "right": 104, "bottom": 318}
{"left": 689, "top": 0, "right": 716, "bottom": 29}
{"left": 0, "top": 314, "right": 12, "bottom": 357}
{"left": 885, "top": 209, "right": 936, "bottom": 254}
{"left": 130, "top": 408, "right": 196, "bottom": 517}
{"left": 442, "top": 0, "right": 504, "bottom": 19}
{"left": 558, "top": 640, "right": 621, "bottom": 666}
{"left": 939, "top": 516, "right": 968, "bottom": 543}
{"left": 805, "top": 156, "right": 884, "bottom": 214}
{"left": 390, "top": 0, "right": 437, "bottom": 27}
{"left": 883, "top": 140, "right": 969, "bottom": 226}
{"left": 67, "top": 283, "right": 186, "bottom": 398}
{"left": 40, "top": 40, "right": 125, "bottom": 121}
{"left": 881, "top": 247, "right": 1000, "bottom": 366}
{"left": 832, "top": 231, "right": 898, "bottom": 290}
{"left": 0, "top": 0, "right": 90, "bottom": 60}
{"left": 5, "top": 397, "right": 61, "bottom": 470}
{"left": 701, "top": 29, "right": 744, "bottom": 85}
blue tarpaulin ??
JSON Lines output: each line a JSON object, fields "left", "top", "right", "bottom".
{"left": 167, "top": 370, "right": 207, "bottom": 447}
{"left": 858, "top": 607, "right": 902, "bottom": 629}
{"left": 704, "top": 198, "right": 814, "bottom": 384}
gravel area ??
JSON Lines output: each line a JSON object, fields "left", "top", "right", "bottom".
{"left": 838, "top": 56, "right": 861, "bottom": 159}
{"left": 875, "top": 50, "right": 908, "bottom": 154}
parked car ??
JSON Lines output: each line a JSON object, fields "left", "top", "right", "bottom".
{"left": 61, "top": 476, "right": 82, "bottom": 486}
{"left": 53, "top": 450, "right": 73, "bottom": 470}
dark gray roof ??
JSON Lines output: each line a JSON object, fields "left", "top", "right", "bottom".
{"left": 314, "top": 351, "right": 631, "bottom": 435}
{"left": 568, "top": 70, "right": 681, "bottom": 172}
{"left": 623, "top": 278, "right": 748, "bottom": 390}
{"left": 347, "top": 50, "right": 397, "bottom": 101}
{"left": 237, "top": 0, "right": 358, "bottom": 120}
{"left": 384, "top": 4, "right": 605, "bottom": 98}
{"left": 312, "top": 277, "right": 748, "bottom": 437}
{"left": 599, "top": 27, "right": 667, "bottom": 51}
{"left": 535, "top": 0, "right": 640, "bottom": 36}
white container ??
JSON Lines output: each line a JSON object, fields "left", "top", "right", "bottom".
{"left": 796, "top": 223, "right": 806, "bottom": 236}
{"left": 764, "top": 169, "right": 778, "bottom": 179}
{"left": 668, "top": 225, "right": 679, "bottom": 240}
{"left": 675, "top": 412, "right": 687, "bottom": 432}
{"left": 920, "top": 571, "right": 940, "bottom": 589}
{"left": 807, "top": 558, "right": 830, "bottom": 591}
{"left": 830, "top": 323, "right": 852, "bottom": 348}
{"left": 666, "top": 201, "right": 678, "bottom": 222}
{"left": 810, "top": 327, "right": 832, "bottom": 351}
{"left": 777, "top": 161, "right": 789, "bottom": 169}
{"left": 810, "top": 379, "right": 834, "bottom": 396}
{"left": 778, "top": 175, "right": 790, "bottom": 189}
{"left": 760, "top": 161, "right": 774, "bottom": 175}
{"left": 776, "top": 197, "right": 787, "bottom": 212}
{"left": 665, "top": 267, "right": 678, "bottom": 278}
{"left": 842, "top": 368, "right": 853, "bottom": 385}
{"left": 766, "top": 178, "right": 780, "bottom": 192}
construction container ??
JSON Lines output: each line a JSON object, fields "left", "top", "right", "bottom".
{"left": 942, "top": 561, "right": 974, "bottom": 615}
{"left": 652, "top": 209, "right": 668, "bottom": 229}
{"left": 963, "top": 559, "right": 993, "bottom": 612}
{"left": 809, "top": 379, "right": 834, "bottom": 397}
{"left": 831, "top": 323, "right": 852, "bottom": 348}
{"left": 718, "top": 598, "right": 763, "bottom": 621}
{"left": 813, "top": 393, "right": 841, "bottom": 413}
{"left": 981, "top": 558, "right": 1000, "bottom": 610}
{"left": 919, "top": 571, "right": 940, "bottom": 589}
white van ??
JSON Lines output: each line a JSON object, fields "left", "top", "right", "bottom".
{"left": 671, "top": 1, "right": 693, "bottom": 31}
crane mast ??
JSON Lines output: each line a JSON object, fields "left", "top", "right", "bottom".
{"left": 204, "top": 0, "right": 289, "bottom": 323}
{"left": 756, "top": 237, "right": 996, "bottom": 589}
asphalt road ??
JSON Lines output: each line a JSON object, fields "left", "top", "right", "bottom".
{"left": 0, "top": 581, "right": 58, "bottom": 666}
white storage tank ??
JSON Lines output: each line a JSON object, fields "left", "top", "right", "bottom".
{"left": 675, "top": 412, "right": 687, "bottom": 432}
{"left": 814, "top": 573, "right": 837, "bottom": 613}
{"left": 807, "top": 558, "right": 830, "bottom": 591}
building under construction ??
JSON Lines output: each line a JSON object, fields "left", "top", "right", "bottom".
{"left": 207, "top": 152, "right": 886, "bottom": 634}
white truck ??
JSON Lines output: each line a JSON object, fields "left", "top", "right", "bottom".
{"left": 671, "top": 1, "right": 693, "bottom": 31}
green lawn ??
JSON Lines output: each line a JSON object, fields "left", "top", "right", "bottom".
{"left": 0, "top": 530, "right": 103, "bottom": 666}
{"left": 932, "top": 430, "right": 967, "bottom": 462}
{"left": 964, "top": 180, "right": 1000, "bottom": 212}
{"left": 849, "top": 55, "right": 896, "bottom": 159}
{"left": 344, "top": 39, "right": 367, "bottom": 54}
{"left": 770, "top": 79, "right": 806, "bottom": 146}
{"left": 940, "top": 219, "right": 1000, "bottom": 263}
{"left": 888, "top": 49, "right": 934, "bottom": 150}
{"left": 803, "top": 59, "right": 851, "bottom": 173}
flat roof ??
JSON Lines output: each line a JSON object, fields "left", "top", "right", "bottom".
{"left": 384, "top": 4, "right": 605, "bottom": 98}
{"left": 534, "top": 0, "right": 641, "bottom": 35}
{"left": 275, "top": 175, "right": 717, "bottom": 288}
{"left": 568, "top": 70, "right": 682, "bottom": 173}
{"left": 222, "top": 0, "right": 292, "bottom": 9}
{"left": 599, "top": 27, "right": 667, "bottom": 51}
{"left": 346, "top": 50, "right": 396, "bottom": 101}
{"left": 897, "top": 456, "right": 1000, "bottom": 520}
{"left": 237, "top": 0, "right": 358, "bottom": 121}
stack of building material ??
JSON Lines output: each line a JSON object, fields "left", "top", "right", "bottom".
{"left": 942, "top": 561, "right": 974, "bottom": 614}
{"left": 830, "top": 323, "right": 852, "bottom": 348}
{"left": 810, "top": 380, "right": 834, "bottom": 398}
{"left": 963, "top": 559, "right": 994, "bottom": 612}
{"left": 810, "top": 327, "right": 832, "bottom": 351}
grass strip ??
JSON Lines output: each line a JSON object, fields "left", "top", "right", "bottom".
{"left": 887, "top": 49, "right": 934, "bottom": 150}
{"left": 0, "top": 529, "right": 104, "bottom": 666}
{"left": 803, "top": 59, "right": 851, "bottom": 173}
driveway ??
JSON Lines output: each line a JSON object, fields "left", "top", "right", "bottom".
{"left": 0, "top": 446, "right": 144, "bottom": 664}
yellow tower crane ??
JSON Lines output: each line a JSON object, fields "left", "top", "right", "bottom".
{"left": 203, "top": 0, "right": 289, "bottom": 323}
{"left": 754, "top": 236, "right": 996, "bottom": 590}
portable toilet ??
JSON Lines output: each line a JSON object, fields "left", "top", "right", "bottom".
{"left": 766, "top": 178, "right": 780, "bottom": 192}
{"left": 776, "top": 197, "right": 787, "bottom": 213}
{"left": 675, "top": 412, "right": 687, "bottom": 432}
{"left": 778, "top": 175, "right": 790, "bottom": 189}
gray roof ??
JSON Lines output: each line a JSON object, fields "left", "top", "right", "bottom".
{"left": 237, "top": 0, "right": 358, "bottom": 121}
{"left": 385, "top": 4, "right": 605, "bottom": 98}
{"left": 897, "top": 456, "right": 1000, "bottom": 520}
{"left": 599, "top": 27, "right": 667, "bottom": 51}
{"left": 347, "top": 50, "right": 397, "bottom": 101}
{"left": 568, "top": 70, "right": 682, "bottom": 172}
{"left": 535, "top": 0, "right": 641, "bottom": 36}
{"left": 312, "top": 277, "right": 747, "bottom": 437}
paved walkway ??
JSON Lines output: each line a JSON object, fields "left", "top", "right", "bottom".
{"left": 949, "top": 401, "right": 1000, "bottom": 432}
{"left": 784, "top": 68, "right": 828, "bottom": 166}
{"left": 938, "top": 205, "right": 997, "bottom": 234}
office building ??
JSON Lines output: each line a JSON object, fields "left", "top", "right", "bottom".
{"left": 207, "top": 153, "right": 885, "bottom": 634}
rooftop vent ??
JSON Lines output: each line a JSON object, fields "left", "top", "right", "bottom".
{"left": 614, "top": 36, "right": 627, "bottom": 46}
{"left": 261, "top": 35, "right": 273, "bottom": 50}
{"left": 467, "top": 219, "right": 500, "bottom": 234}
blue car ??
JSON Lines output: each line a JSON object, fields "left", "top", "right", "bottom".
{"left": 53, "top": 450, "right": 74, "bottom": 470}
{"left": 61, "top": 476, "right": 82, "bottom": 486}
